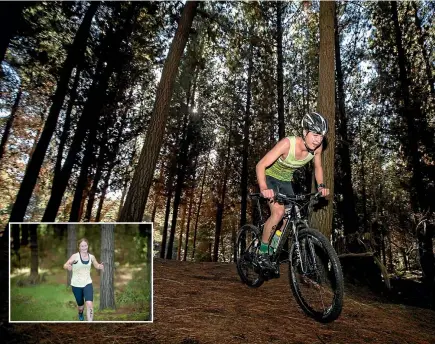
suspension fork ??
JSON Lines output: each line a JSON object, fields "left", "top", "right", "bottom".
{"left": 294, "top": 220, "right": 318, "bottom": 276}
{"left": 292, "top": 220, "right": 307, "bottom": 273}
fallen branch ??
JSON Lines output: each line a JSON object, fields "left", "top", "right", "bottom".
{"left": 338, "top": 252, "right": 374, "bottom": 258}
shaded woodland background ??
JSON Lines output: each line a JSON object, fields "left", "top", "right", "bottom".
{"left": 0, "top": 0, "right": 434, "bottom": 315}
{"left": 9, "top": 223, "right": 152, "bottom": 321}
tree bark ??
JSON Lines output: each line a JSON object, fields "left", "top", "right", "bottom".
{"left": 177, "top": 202, "right": 187, "bottom": 260}
{"left": 29, "top": 224, "right": 39, "bottom": 283}
{"left": 119, "top": 1, "right": 199, "bottom": 221}
{"left": 213, "top": 120, "right": 232, "bottom": 262}
{"left": 192, "top": 156, "right": 209, "bottom": 260}
{"left": 160, "top": 185, "right": 173, "bottom": 259}
{"left": 54, "top": 65, "right": 82, "bottom": 180}
{"left": 21, "top": 225, "right": 29, "bottom": 246}
{"left": 139, "top": 224, "right": 152, "bottom": 286}
{"left": 84, "top": 142, "right": 106, "bottom": 222}
{"left": 69, "top": 133, "right": 96, "bottom": 222}
{"left": 100, "top": 224, "right": 115, "bottom": 310}
{"left": 151, "top": 167, "right": 164, "bottom": 223}
{"left": 116, "top": 142, "right": 138, "bottom": 221}
{"left": 334, "top": 6, "right": 358, "bottom": 235}
{"left": 412, "top": 2, "right": 434, "bottom": 95}
{"left": 42, "top": 4, "right": 136, "bottom": 222}
{"left": 0, "top": 2, "right": 28, "bottom": 63}
{"left": 391, "top": 1, "right": 425, "bottom": 213}
{"left": 0, "top": 88, "right": 22, "bottom": 162}
{"left": 277, "top": 1, "right": 285, "bottom": 140}
{"left": 239, "top": 28, "right": 253, "bottom": 230}
{"left": 183, "top": 172, "right": 197, "bottom": 261}
{"left": 67, "top": 224, "right": 76, "bottom": 287}
{"left": 11, "top": 224, "right": 20, "bottom": 255}
{"left": 6, "top": 2, "right": 99, "bottom": 230}
{"left": 94, "top": 166, "right": 114, "bottom": 222}
{"left": 310, "top": 1, "right": 335, "bottom": 237}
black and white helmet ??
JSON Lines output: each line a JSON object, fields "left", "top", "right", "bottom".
{"left": 301, "top": 112, "right": 328, "bottom": 135}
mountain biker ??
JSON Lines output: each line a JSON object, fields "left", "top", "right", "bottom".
{"left": 63, "top": 238, "right": 104, "bottom": 321}
{"left": 255, "top": 112, "right": 330, "bottom": 269}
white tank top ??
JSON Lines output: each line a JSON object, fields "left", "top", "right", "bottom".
{"left": 70, "top": 252, "right": 94, "bottom": 287}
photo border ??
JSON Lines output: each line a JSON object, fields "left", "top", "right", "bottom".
{"left": 9, "top": 222, "right": 154, "bottom": 324}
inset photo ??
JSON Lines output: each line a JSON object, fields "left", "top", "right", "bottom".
{"left": 9, "top": 223, "right": 153, "bottom": 323}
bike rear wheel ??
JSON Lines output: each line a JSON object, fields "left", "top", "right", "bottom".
{"left": 236, "top": 224, "right": 264, "bottom": 288}
{"left": 289, "top": 227, "right": 344, "bottom": 322}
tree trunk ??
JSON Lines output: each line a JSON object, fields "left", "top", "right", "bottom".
{"left": 334, "top": 7, "right": 358, "bottom": 236}
{"left": 21, "top": 225, "right": 29, "bottom": 246}
{"left": 5, "top": 1, "right": 99, "bottom": 231}
{"left": 29, "top": 224, "right": 39, "bottom": 283}
{"left": 276, "top": 2, "right": 285, "bottom": 140}
{"left": 213, "top": 120, "right": 232, "bottom": 262}
{"left": 67, "top": 224, "right": 76, "bottom": 287}
{"left": 0, "top": 88, "right": 22, "bottom": 162}
{"left": 11, "top": 224, "right": 20, "bottom": 255}
{"left": 232, "top": 219, "right": 237, "bottom": 263}
{"left": 42, "top": 3, "right": 136, "bottom": 222}
{"left": 94, "top": 167, "right": 113, "bottom": 222}
{"left": 69, "top": 133, "right": 96, "bottom": 222}
{"left": 240, "top": 28, "right": 253, "bottom": 230}
{"left": 139, "top": 224, "right": 152, "bottom": 285}
{"left": 358, "top": 116, "right": 369, "bottom": 233}
{"left": 183, "top": 184, "right": 196, "bottom": 261}
{"left": 412, "top": 2, "right": 434, "bottom": 95}
{"left": 160, "top": 186, "right": 173, "bottom": 259}
{"left": 100, "top": 224, "right": 115, "bottom": 310}
{"left": 119, "top": 1, "right": 198, "bottom": 221}
{"left": 166, "top": 109, "right": 195, "bottom": 259}
{"left": 151, "top": 167, "right": 164, "bottom": 223}
{"left": 192, "top": 157, "right": 209, "bottom": 260}
{"left": 84, "top": 144, "right": 106, "bottom": 222}
{"left": 310, "top": 1, "right": 335, "bottom": 237}
{"left": 0, "top": 2, "right": 28, "bottom": 63}
{"left": 391, "top": 1, "right": 425, "bottom": 213}
{"left": 6, "top": 2, "right": 99, "bottom": 230}
{"left": 177, "top": 202, "right": 187, "bottom": 260}
{"left": 54, "top": 65, "right": 82, "bottom": 180}
{"left": 116, "top": 143, "right": 138, "bottom": 221}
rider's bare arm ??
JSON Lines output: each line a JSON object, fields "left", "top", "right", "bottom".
{"left": 313, "top": 145, "right": 329, "bottom": 196}
{"left": 91, "top": 255, "right": 103, "bottom": 270}
{"left": 63, "top": 254, "right": 76, "bottom": 270}
{"left": 256, "top": 138, "right": 290, "bottom": 194}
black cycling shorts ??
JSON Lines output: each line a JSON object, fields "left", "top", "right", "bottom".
{"left": 266, "top": 175, "right": 294, "bottom": 196}
{"left": 72, "top": 283, "right": 93, "bottom": 306}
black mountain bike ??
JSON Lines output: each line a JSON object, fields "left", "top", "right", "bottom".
{"left": 236, "top": 191, "right": 344, "bottom": 323}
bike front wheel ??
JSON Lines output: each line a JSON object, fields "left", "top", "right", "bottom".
{"left": 289, "top": 227, "right": 344, "bottom": 322}
{"left": 236, "top": 224, "right": 264, "bottom": 288}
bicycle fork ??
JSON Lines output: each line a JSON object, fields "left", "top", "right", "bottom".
{"left": 293, "top": 223, "right": 318, "bottom": 275}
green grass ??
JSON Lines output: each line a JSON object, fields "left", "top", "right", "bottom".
{"left": 11, "top": 283, "right": 88, "bottom": 321}
{"left": 10, "top": 267, "right": 151, "bottom": 322}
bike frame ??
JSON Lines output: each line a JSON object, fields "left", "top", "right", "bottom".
{"left": 253, "top": 192, "right": 320, "bottom": 273}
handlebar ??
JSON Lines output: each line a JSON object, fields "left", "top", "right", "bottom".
{"left": 250, "top": 191, "right": 322, "bottom": 204}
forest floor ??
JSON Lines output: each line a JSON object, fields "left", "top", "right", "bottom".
{"left": 2, "top": 258, "right": 435, "bottom": 344}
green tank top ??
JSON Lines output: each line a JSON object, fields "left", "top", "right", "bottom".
{"left": 265, "top": 136, "right": 314, "bottom": 182}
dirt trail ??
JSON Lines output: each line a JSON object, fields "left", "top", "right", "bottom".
{"left": 4, "top": 258, "right": 435, "bottom": 344}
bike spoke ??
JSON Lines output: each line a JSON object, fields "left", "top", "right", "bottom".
{"left": 236, "top": 225, "right": 264, "bottom": 288}
{"left": 290, "top": 233, "right": 340, "bottom": 320}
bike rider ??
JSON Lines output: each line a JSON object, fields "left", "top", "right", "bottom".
{"left": 255, "top": 112, "right": 330, "bottom": 270}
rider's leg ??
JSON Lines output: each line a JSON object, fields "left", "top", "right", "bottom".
{"left": 261, "top": 202, "right": 285, "bottom": 250}
{"left": 72, "top": 286, "right": 85, "bottom": 320}
{"left": 83, "top": 283, "right": 94, "bottom": 321}
{"left": 86, "top": 301, "right": 94, "bottom": 321}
